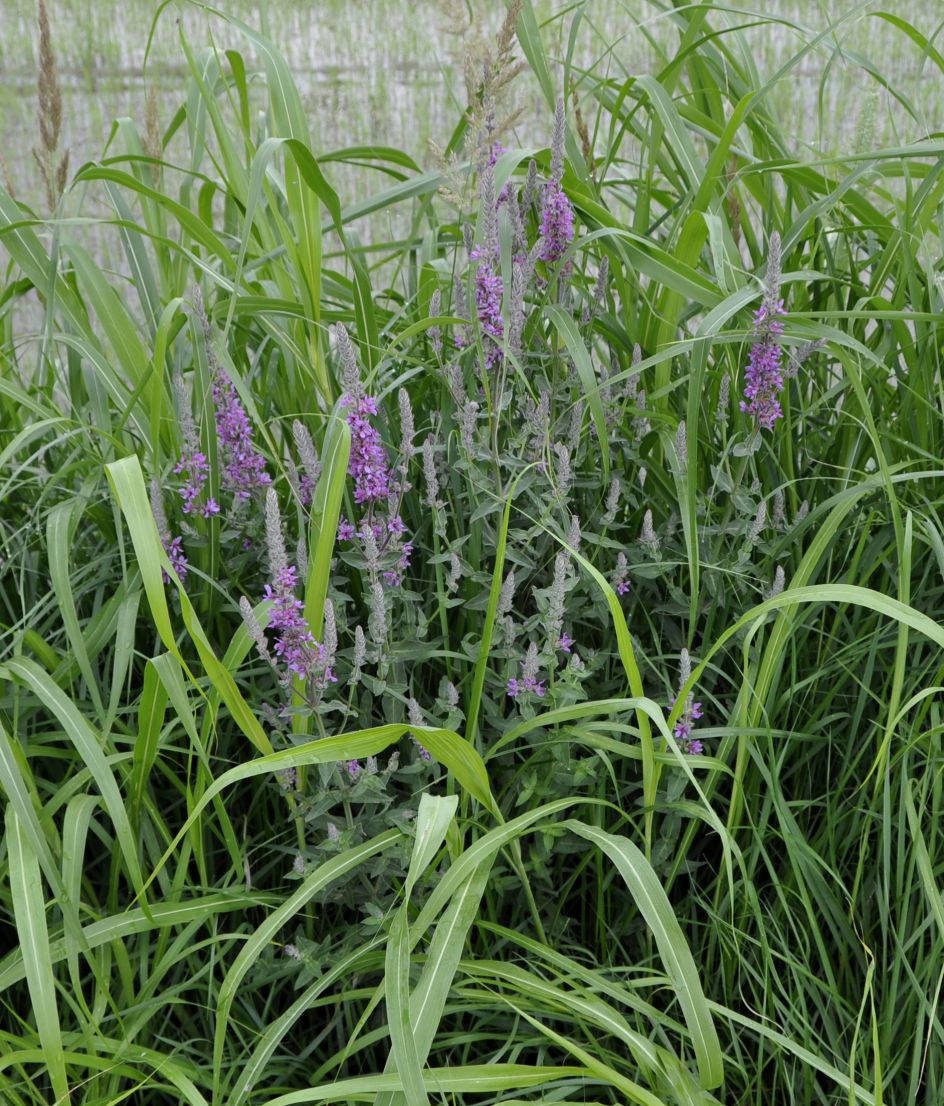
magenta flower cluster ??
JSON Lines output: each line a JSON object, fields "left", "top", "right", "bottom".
{"left": 343, "top": 394, "right": 391, "bottom": 504}
{"left": 161, "top": 535, "right": 188, "bottom": 583}
{"left": 264, "top": 564, "right": 335, "bottom": 685}
{"left": 673, "top": 695, "right": 704, "bottom": 755}
{"left": 539, "top": 181, "right": 575, "bottom": 264}
{"left": 174, "top": 450, "right": 219, "bottom": 518}
{"left": 507, "top": 645, "right": 546, "bottom": 699}
{"left": 469, "top": 245, "right": 504, "bottom": 371}
{"left": 212, "top": 373, "right": 272, "bottom": 501}
{"left": 740, "top": 299, "right": 787, "bottom": 431}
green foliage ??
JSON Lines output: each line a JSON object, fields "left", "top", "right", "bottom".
{"left": 1, "top": 3, "right": 943, "bottom": 1105}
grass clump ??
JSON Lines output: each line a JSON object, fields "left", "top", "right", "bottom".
{"left": 1, "top": 2, "right": 943, "bottom": 1104}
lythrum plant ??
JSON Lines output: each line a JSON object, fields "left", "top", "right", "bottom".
{"left": 1, "top": 1, "right": 943, "bottom": 1104}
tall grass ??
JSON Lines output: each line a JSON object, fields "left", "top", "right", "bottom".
{"left": 1, "top": 2, "right": 943, "bottom": 1104}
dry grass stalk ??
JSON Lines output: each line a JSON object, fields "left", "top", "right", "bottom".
{"left": 437, "top": 0, "right": 525, "bottom": 172}
{"left": 570, "top": 80, "right": 595, "bottom": 184}
{"left": 32, "top": 0, "right": 69, "bottom": 211}
{"left": 144, "top": 85, "right": 163, "bottom": 183}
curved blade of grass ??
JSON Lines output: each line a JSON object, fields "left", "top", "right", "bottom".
{"left": 564, "top": 819, "right": 723, "bottom": 1089}
{"left": 5, "top": 807, "right": 70, "bottom": 1104}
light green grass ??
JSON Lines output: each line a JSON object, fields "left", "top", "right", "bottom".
{"left": 1, "top": 1, "right": 943, "bottom": 1104}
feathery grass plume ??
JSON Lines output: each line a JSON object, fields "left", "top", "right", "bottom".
{"left": 785, "top": 337, "right": 828, "bottom": 379}
{"left": 748, "top": 500, "right": 767, "bottom": 544}
{"left": 508, "top": 262, "right": 526, "bottom": 355}
{"left": 524, "top": 389, "right": 550, "bottom": 460}
{"left": 239, "top": 596, "right": 273, "bottom": 666}
{"left": 334, "top": 323, "right": 361, "bottom": 399}
{"left": 522, "top": 157, "right": 538, "bottom": 210}
{"left": 496, "top": 569, "right": 515, "bottom": 619}
{"left": 422, "top": 436, "right": 440, "bottom": 506}
{"left": 552, "top": 442, "right": 572, "bottom": 502}
{"left": 295, "top": 532, "right": 308, "bottom": 579}
{"left": 321, "top": 598, "right": 337, "bottom": 673}
{"left": 397, "top": 388, "right": 415, "bottom": 489}
{"left": 543, "top": 551, "right": 569, "bottom": 653}
{"left": 458, "top": 400, "right": 479, "bottom": 452}
{"left": 582, "top": 255, "right": 609, "bottom": 324}
{"left": 349, "top": 625, "right": 367, "bottom": 686}
{"left": 602, "top": 477, "right": 620, "bottom": 524}
{"left": 443, "top": 0, "right": 524, "bottom": 167}
{"left": 368, "top": 580, "right": 388, "bottom": 651}
{"left": 771, "top": 488, "right": 786, "bottom": 530}
{"left": 567, "top": 399, "right": 584, "bottom": 452}
{"left": 445, "top": 551, "right": 462, "bottom": 593}
{"left": 264, "top": 487, "right": 288, "bottom": 581}
{"left": 674, "top": 420, "right": 688, "bottom": 475}
{"left": 428, "top": 287, "right": 443, "bottom": 357}
{"left": 740, "top": 231, "right": 787, "bottom": 430}
{"left": 292, "top": 420, "right": 320, "bottom": 503}
{"left": 716, "top": 373, "right": 730, "bottom": 432}
{"left": 452, "top": 273, "right": 471, "bottom": 350}
{"left": 407, "top": 698, "right": 431, "bottom": 761}
{"left": 767, "top": 564, "right": 786, "bottom": 599}
{"left": 640, "top": 509, "right": 660, "bottom": 557}
{"left": 33, "top": 0, "right": 69, "bottom": 212}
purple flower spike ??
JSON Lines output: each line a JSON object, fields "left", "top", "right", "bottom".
{"left": 161, "top": 535, "right": 188, "bottom": 584}
{"left": 539, "top": 181, "right": 575, "bottom": 264}
{"left": 740, "top": 233, "right": 787, "bottom": 431}
{"left": 470, "top": 246, "right": 504, "bottom": 371}
{"left": 174, "top": 450, "right": 209, "bottom": 515}
{"left": 212, "top": 372, "right": 271, "bottom": 501}
{"left": 337, "top": 518, "right": 355, "bottom": 541}
{"left": 344, "top": 394, "right": 391, "bottom": 504}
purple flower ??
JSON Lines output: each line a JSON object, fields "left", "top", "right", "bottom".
{"left": 262, "top": 564, "right": 334, "bottom": 687}
{"left": 539, "top": 181, "right": 575, "bottom": 264}
{"left": 346, "top": 759, "right": 360, "bottom": 779}
{"left": 387, "top": 514, "right": 407, "bottom": 537}
{"left": 470, "top": 246, "right": 504, "bottom": 371}
{"left": 173, "top": 450, "right": 209, "bottom": 515}
{"left": 337, "top": 518, "right": 356, "bottom": 541}
{"left": 616, "top": 580, "right": 631, "bottom": 595}
{"left": 740, "top": 300, "right": 787, "bottom": 430}
{"left": 740, "top": 233, "right": 786, "bottom": 432}
{"left": 344, "top": 394, "right": 391, "bottom": 504}
{"left": 161, "top": 535, "right": 188, "bottom": 583}
{"left": 557, "top": 632, "right": 575, "bottom": 653}
{"left": 507, "top": 644, "right": 546, "bottom": 699}
{"left": 203, "top": 498, "right": 220, "bottom": 517}
{"left": 672, "top": 691, "right": 705, "bottom": 755}
{"left": 212, "top": 372, "right": 271, "bottom": 501}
